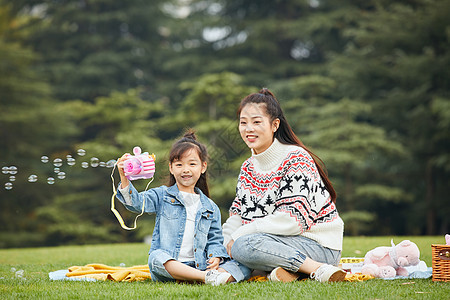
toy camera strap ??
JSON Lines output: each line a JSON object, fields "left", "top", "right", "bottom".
{"left": 110, "top": 162, "right": 153, "bottom": 230}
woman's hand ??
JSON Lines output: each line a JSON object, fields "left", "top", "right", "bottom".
{"left": 226, "top": 240, "right": 235, "bottom": 258}
{"left": 206, "top": 257, "right": 221, "bottom": 270}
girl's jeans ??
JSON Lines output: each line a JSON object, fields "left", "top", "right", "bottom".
{"left": 149, "top": 255, "right": 251, "bottom": 282}
{"left": 231, "top": 233, "right": 341, "bottom": 273}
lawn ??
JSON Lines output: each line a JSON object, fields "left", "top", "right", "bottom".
{"left": 1, "top": 236, "right": 448, "bottom": 299}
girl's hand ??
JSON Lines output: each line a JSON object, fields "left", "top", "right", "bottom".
{"left": 226, "top": 240, "right": 234, "bottom": 258}
{"left": 117, "top": 153, "right": 131, "bottom": 176}
{"left": 206, "top": 257, "right": 221, "bottom": 270}
{"left": 117, "top": 153, "right": 131, "bottom": 188}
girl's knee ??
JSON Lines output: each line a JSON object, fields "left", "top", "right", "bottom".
{"left": 148, "top": 251, "right": 173, "bottom": 281}
{"left": 148, "top": 256, "right": 163, "bottom": 275}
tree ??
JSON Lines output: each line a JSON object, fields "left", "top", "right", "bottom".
{"left": 165, "top": 0, "right": 362, "bottom": 86}
{"left": 0, "top": 1, "right": 77, "bottom": 247}
{"left": 329, "top": 0, "right": 450, "bottom": 234}
{"left": 12, "top": 0, "right": 170, "bottom": 102}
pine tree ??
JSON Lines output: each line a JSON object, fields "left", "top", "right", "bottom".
{"left": 0, "top": 2, "right": 77, "bottom": 246}
{"left": 15, "top": 0, "right": 169, "bottom": 102}
{"left": 329, "top": 0, "right": 450, "bottom": 234}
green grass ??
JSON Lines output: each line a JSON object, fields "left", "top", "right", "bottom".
{"left": 1, "top": 236, "right": 449, "bottom": 299}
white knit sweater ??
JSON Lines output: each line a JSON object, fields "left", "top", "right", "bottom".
{"left": 222, "top": 139, "right": 344, "bottom": 251}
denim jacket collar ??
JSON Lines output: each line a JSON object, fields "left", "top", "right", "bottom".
{"left": 166, "top": 184, "right": 214, "bottom": 213}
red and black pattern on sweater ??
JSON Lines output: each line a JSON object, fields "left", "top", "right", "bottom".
{"left": 230, "top": 149, "right": 339, "bottom": 231}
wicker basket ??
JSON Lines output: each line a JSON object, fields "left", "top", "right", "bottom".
{"left": 432, "top": 244, "right": 450, "bottom": 282}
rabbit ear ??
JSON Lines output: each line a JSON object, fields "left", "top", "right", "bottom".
{"left": 391, "top": 239, "right": 395, "bottom": 247}
{"left": 399, "top": 240, "right": 412, "bottom": 247}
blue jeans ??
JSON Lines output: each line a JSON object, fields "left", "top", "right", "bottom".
{"left": 231, "top": 233, "right": 341, "bottom": 273}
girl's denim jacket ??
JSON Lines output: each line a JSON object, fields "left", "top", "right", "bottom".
{"left": 116, "top": 183, "right": 230, "bottom": 270}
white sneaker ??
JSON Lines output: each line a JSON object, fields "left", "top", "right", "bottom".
{"left": 204, "top": 269, "right": 232, "bottom": 286}
{"left": 269, "top": 267, "right": 300, "bottom": 282}
{"left": 310, "top": 264, "right": 346, "bottom": 283}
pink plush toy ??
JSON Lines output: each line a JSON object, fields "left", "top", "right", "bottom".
{"left": 361, "top": 240, "right": 420, "bottom": 278}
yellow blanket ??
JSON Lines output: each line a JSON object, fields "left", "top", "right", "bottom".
{"left": 248, "top": 273, "right": 373, "bottom": 282}
{"left": 66, "top": 263, "right": 373, "bottom": 282}
{"left": 67, "top": 264, "right": 151, "bottom": 282}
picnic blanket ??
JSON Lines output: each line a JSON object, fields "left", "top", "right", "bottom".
{"left": 50, "top": 264, "right": 151, "bottom": 282}
{"left": 49, "top": 263, "right": 375, "bottom": 282}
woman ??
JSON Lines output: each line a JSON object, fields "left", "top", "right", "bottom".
{"left": 222, "top": 88, "right": 346, "bottom": 282}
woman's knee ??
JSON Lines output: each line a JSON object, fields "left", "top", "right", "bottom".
{"left": 231, "top": 233, "right": 264, "bottom": 261}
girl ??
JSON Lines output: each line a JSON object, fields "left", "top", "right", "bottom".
{"left": 116, "top": 130, "right": 249, "bottom": 285}
{"left": 223, "top": 88, "right": 346, "bottom": 283}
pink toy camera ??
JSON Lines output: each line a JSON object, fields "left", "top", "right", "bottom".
{"left": 123, "top": 146, "right": 156, "bottom": 180}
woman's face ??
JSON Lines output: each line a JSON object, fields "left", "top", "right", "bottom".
{"left": 239, "top": 103, "right": 279, "bottom": 154}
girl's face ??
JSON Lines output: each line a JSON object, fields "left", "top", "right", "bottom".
{"left": 169, "top": 148, "right": 207, "bottom": 193}
{"left": 239, "top": 103, "right": 280, "bottom": 154}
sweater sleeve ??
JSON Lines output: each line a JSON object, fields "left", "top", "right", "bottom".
{"left": 222, "top": 214, "right": 242, "bottom": 246}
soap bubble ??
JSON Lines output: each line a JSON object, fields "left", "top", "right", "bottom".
{"left": 99, "top": 162, "right": 106, "bottom": 167}
{"left": 54, "top": 167, "right": 60, "bottom": 173}
{"left": 9, "top": 166, "right": 17, "bottom": 175}
{"left": 90, "top": 157, "right": 99, "bottom": 168}
{"left": 53, "top": 158, "right": 63, "bottom": 167}
{"left": 77, "top": 149, "right": 86, "bottom": 156}
{"left": 10, "top": 267, "right": 16, "bottom": 273}
{"left": 67, "top": 157, "right": 76, "bottom": 166}
{"left": 57, "top": 172, "right": 66, "bottom": 180}
{"left": 81, "top": 162, "right": 89, "bottom": 168}
{"left": 15, "top": 270, "right": 24, "bottom": 278}
{"left": 2, "top": 166, "right": 9, "bottom": 174}
{"left": 66, "top": 154, "right": 73, "bottom": 159}
{"left": 5, "top": 182, "right": 13, "bottom": 190}
{"left": 106, "top": 160, "right": 117, "bottom": 168}
{"left": 28, "top": 175, "right": 38, "bottom": 182}
{"left": 9, "top": 176, "right": 16, "bottom": 182}
{"left": 119, "top": 263, "right": 126, "bottom": 267}
{"left": 47, "top": 177, "right": 55, "bottom": 185}
{"left": 41, "top": 156, "right": 49, "bottom": 163}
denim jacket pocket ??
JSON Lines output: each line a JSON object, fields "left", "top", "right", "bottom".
{"left": 197, "top": 211, "right": 213, "bottom": 234}
{"left": 160, "top": 196, "right": 182, "bottom": 219}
